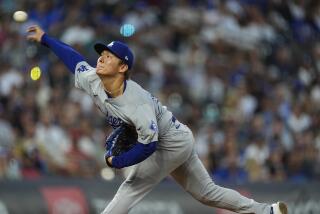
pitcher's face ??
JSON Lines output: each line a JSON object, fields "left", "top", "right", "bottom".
{"left": 96, "top": 50, "right": 123, "bottom": 77}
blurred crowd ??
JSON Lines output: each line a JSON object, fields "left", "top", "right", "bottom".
{"left": 0, "top": 0, "right": 320, "bottom": 183}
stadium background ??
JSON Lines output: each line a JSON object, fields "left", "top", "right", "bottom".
{"left": 0, "top": 0, "right": 320, "bottom": 213}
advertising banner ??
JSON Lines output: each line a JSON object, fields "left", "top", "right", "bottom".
{"left": 0, "top": 179, "right": 319, "bottom": 213}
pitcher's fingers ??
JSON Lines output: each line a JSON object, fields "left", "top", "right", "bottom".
{"left": 26, "top": 35, "right": 36, "bottom": 41}
{"left": 26, "top": 25, "right": 38, "bottom": 32}
{"left": 27, "top": 27, "right": 35, "bottom": 33}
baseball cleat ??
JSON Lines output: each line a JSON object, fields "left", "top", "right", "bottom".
{"left": 270, "top": 202, "right": 288, "bottom": 214}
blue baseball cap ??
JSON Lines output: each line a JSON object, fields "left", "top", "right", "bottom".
{"left": 94, "top": 41, "right": 134, "bottom": 70}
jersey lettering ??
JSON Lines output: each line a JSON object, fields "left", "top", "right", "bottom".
{"left": 77, "top": 65, "right": 88, "bottom": 73}
{"left": 106, "top": 112, "right": 123, "bottom": 129}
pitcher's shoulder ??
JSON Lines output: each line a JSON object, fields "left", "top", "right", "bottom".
{"left": 125, "top": 80, "right": 153, "bottom": 101}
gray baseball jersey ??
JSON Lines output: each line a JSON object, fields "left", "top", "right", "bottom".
{"left": 75, "top": 61, "right": 189, "bottom": 144}
{"left": 74, "top": 61, "right": 271, "bottom": 214}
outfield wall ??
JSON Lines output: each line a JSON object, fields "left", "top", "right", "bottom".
{"left": 0, "top": 178, "right": 319, "bottom": 214}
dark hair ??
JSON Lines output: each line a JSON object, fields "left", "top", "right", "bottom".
{"left": 124, "top": 70, "right": 131, "bottom": 80}
{"left": 119, "top": 60, "right": 131, "bottom": 80}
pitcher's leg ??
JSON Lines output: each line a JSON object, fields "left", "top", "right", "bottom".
{"left": 101, "top": 152, "right": 167, "bottom": 214}
{"left": 102, "top": 145, "right": 192, "bottom": 214}
{"left": 101, "top": 167, "right": 161, "bottom": 214}
{"left": 170, "top": 150, "right": 270, "bottom": 214}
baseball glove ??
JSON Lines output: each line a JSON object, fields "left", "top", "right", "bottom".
{"left": 105, "top": 124, "right": 138, "bottom": 163}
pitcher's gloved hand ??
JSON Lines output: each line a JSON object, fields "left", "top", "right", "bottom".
{"left": 104, "top": 124, "right": 138, "bottom": 167}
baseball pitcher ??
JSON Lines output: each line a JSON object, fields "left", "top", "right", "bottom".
{"left": 27, "top": 25, "right": 287, "bottom": 214}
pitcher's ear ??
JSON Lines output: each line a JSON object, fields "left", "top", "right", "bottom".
{"left": 119, "top": 63, "right": 128, "bottom": 74}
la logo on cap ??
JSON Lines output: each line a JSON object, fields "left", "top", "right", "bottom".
{"left": 108, "top": 42, "right": 114, "bottom": 47}
{"left": 125, "top": 56, "right": 128, "bottom": 60}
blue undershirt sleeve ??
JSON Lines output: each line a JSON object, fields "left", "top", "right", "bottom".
{"left": 41, "top": 34, "right": 85, "bottom": 73}
{"left": 111, "top": 141, "right": 157, "bottom": 169}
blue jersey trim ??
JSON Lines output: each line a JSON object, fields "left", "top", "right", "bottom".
{"left": 124, "top": 80, "right": 127, "bottom": 92}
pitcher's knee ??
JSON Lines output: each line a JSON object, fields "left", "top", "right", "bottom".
{"left": 101, "top": 199, "right": 129, "bottom": 214}
{"left": 101, "top": 207, "right": 128, "bottom": 214}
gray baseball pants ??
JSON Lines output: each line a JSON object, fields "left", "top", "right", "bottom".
{"left": 101, "top": 127, "right": 271, "bottom": 214}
